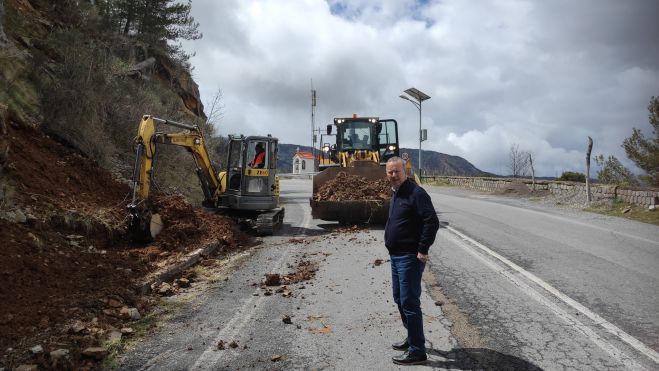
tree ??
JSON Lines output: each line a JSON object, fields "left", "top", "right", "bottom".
{"left": 558, "top": 171, "right": 586, "bottom": 182}
{"left": 508, "top": 144, "right": 530, "bottom": 178}
{"left": 101, "top": 0, "right": 201, "bottom": 43}
{"left": 622, "top": 96, "right": 659, "bottom": 186}
{"left": 594, "top": 154, "right": 639, "bottom": 186}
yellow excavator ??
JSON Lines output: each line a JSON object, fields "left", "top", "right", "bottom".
{"left": 127, "top": 115, "right": 284, "bottom": 241}
{"left": 310, "top": 115, "right": 400, "bottom": 224}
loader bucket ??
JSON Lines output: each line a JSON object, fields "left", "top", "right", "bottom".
{"left": 310, "top": 164, "right": 390, "bottom": 224}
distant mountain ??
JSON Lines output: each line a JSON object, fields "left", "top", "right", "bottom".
{"left": 277, "top": 143, "right": 490, "bottom": 177}
{"left": 400, "top": 148, "right": 493, "bottom": 177}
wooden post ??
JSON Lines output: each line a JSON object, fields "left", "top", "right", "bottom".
{"left": 586, "top": 136, "right": 593, "bottom": 203}
{"left": 529, "top": 153, "right": 535, "bottom": 191}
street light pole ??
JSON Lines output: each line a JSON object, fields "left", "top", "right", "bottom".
{"left": 400, "top": 87, "right": 431, "bottom": 178}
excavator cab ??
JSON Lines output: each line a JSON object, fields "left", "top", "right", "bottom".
{"left": 221, "top": 136, "right": 280, "bottom": 210}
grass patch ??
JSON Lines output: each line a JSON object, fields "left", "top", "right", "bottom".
{"left": 585, "top": 199, "right": 659, "bottom": 226}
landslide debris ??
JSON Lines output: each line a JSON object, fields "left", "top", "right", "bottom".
{"left": 312, "top": 171, "right": 391, "bottom": 201}
{"left": 0, "top": 121, "right": 249, "bottom": 370}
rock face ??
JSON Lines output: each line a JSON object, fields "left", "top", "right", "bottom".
{"left": 154, "top": 54, "right": 205, "bottom": 118}
{"left": 114, "top": 42, "right": 206, "bottom": 119}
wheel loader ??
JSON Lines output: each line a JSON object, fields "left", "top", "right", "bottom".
{"left": 310, "top": 115, "right": 399, "bottom": 224}
{"left": 127, "top": 115, "right": 284, "bottom": 241}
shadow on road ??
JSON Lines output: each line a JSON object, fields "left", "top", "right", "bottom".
{"left": 426, "top": 347, "right": 544, "bottom": 371}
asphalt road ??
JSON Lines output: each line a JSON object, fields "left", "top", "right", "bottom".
{"left": 118, "top": 178, "right": 658, "bottom": 370}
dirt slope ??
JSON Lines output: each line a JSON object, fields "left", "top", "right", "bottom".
{"left": 0, "top": 121, "right": 248, "bottom": 369}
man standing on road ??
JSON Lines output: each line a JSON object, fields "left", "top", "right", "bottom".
{"left": 384, "top": 156, "right": 439, "bottom": 365}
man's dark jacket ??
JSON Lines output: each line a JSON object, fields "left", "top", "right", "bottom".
{"left": 384, "top": 179, "right": 439, "bottom": 255}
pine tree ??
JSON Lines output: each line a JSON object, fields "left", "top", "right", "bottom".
{"left": 623, "top": 96, "right": 659, "bottom": 186}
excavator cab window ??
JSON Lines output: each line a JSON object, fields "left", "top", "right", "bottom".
{"left": 227, "top": 138, "right": 244, "bottom": 191}
{"left": 248, "top": 141, "right": 268, "bottom": 169}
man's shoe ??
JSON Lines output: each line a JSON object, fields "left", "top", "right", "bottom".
{"left": 392, "top": 351, "right": 428, "bottom": 365}
{"left": 391, "top": 339, "right": 409, "bottom": 351}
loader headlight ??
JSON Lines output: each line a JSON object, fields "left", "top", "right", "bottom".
{"left": 388, "top": 145, "right": 397, "bottom": 151}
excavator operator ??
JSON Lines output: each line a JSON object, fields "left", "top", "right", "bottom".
{"left": 250, "top": 142, "right": 266, "bottom": 168}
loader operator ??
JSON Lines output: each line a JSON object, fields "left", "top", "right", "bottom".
{"left": 384, "top": 156, "right": 439, "bottom": 365}
{"left": 250, "top": 142, "right": 266, "bottom": 168}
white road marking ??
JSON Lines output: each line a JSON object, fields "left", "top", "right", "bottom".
{"left": 445, "top": 225, "right": 658, "bottom": 368}
{"left": 189, "top": 201, "right": 313, "bottom": 370}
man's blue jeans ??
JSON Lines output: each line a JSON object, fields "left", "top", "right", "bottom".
{"left": 390, "top": 253, "right": 426, "bottom": 354}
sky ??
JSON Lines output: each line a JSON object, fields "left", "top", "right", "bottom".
{"left": 181, "top": 0, "right": 659, "bottom": 177}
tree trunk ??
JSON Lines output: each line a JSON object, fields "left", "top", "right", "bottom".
{"left": 586, "top": 136, "right": 593, "bottom": 203}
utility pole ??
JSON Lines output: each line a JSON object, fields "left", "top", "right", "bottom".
{"left": 311, "top": 80, "right": 317, "bottom": 171}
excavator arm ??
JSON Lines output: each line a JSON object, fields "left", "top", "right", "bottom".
{"left": 128, "top": 115, "right": 224, "bottom": 241}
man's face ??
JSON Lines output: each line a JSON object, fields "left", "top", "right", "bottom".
{"left": 386, "top": 160, "right": 406, "bottom": 189}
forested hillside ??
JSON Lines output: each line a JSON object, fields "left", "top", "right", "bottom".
{"left": 0, "top": 0, "right": 218, "bottom": 203}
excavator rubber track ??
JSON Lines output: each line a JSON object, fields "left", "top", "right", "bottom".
{"left": 255, "top": 208, "right": 285, "bottom": 235}
{"left": 310, "top": 165, "right": 390, "bottom": 225}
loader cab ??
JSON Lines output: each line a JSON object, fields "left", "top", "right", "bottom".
{"left": 222, "top": 135, "right": 279, "bottom": 211}
{"left": 333, "top": 116, "right": 399, "bottom": 165}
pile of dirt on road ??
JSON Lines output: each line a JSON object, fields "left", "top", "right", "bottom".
{"left": 312, "top": 171, "right": 391, "bottom": 201}
{"left": 0, "top": 122, "right": 248, "bottom": 369}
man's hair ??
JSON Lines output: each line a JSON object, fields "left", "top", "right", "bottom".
{"left": 386, "top": 156, "right": 403, "bottom": 165}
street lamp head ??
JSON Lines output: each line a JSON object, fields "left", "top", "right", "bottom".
{"left": 399, "top": 95, "right": 410, "bottom": 101}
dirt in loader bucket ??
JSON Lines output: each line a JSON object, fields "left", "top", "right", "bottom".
{"left": 311, "top": 170, "right": 392, "bottom": 224}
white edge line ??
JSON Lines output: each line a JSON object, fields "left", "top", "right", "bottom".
{"left": 190, "top": 198, "right": 314, "bottom": 370}
{"left": 445, "top": 225, "right": 659, "bottom": 365}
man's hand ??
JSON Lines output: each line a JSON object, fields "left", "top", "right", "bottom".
{"left": 417, "top": 252, "right": 429, "bottom": 263}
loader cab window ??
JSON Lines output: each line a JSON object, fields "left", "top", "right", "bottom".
{"left": 339, "top": 121, "right": 373, "bottom": 150}
{"left": 378, "top": 119, "right": 399, "bottom": 162}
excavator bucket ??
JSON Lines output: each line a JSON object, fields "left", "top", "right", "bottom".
{"left": 127, "top": 204, "right": 164, "bottom": 242}
{"left": 310, "top": 163, "right": 390, "bottom": 224}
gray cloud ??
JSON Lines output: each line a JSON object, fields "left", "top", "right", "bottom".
{"left": 182, "top": 0, "right": 659, "bottom": 176}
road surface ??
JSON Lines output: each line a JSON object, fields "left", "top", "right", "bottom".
{"left": 118, "top": 178, "right": 658, "bottom": 370}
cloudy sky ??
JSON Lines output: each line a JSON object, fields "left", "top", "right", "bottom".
{"left": 182, "top": 0, "right": 659, "bottom": 177}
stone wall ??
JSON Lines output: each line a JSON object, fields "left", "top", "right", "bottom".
{"left": 424, "top": 176, "right": 659, "bottom": 207}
